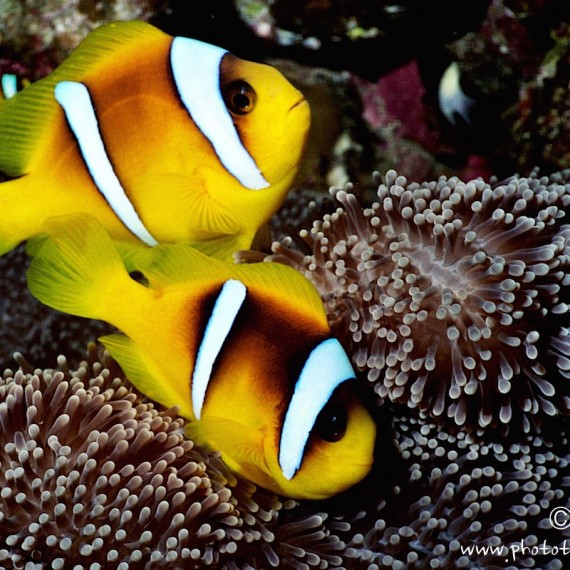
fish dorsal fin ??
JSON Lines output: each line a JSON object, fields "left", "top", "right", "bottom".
{"left": 230, "top": 259, "right": 330, "bottom": 327}
{"left": 129, "top": 242, "right": 330, "bottom": 327}
{"left": 0, "top": 21, "right": 167, "bottom": 176}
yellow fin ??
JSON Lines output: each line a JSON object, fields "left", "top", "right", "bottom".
{"left": 190, "top": 234, "right": 250, "bottom": 261}
{"left": 186, "top": 416, "right": 268, "bottom": 477}
{"left": 0, "top": 21, "right": 167, "bottom": 175}
{"left": 229, "top": 258, "right": 330, "bottom": 326}
{"left": 125, "top": 240, "right": 329, "bottom": 325}
{"left": 101, "top": 333, "right": 194, "bottom": 419}
{"left": 26, "top": 213, "right": 133, "bottom": 321}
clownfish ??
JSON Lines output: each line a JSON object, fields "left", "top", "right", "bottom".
{"left": 27, "top": 214, "right": 376, "bottom": 500}
{"left": 0, "top": 20, "right": 310, "bottom": 260}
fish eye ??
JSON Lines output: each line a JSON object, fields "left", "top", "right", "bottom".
{"left": 314, "top": 401, "right": 347, "bottom": 443}
{"left": 224, "top": 80, "right": 257, "bottom": 115}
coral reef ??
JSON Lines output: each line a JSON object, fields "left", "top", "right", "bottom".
{"left": 261, "top": 169, "right": 570, "bottom": 432}
{"left": 228, "top": 0, "right": 570, "bottom": 182}
{"left": 505, "top": 22, "right": 570, "bottom": 173}
{"left": 0, "top": 0, "right": 156, "bottom": 78}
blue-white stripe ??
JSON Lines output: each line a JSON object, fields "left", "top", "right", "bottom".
{"left": 1, "top": 74, "right": 18, "bottom": 99}
{"left": 170, "top": 36, "right": 269, "bottom": 191}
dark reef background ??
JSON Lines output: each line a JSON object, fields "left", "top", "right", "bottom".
{"left": 0, "top": 1, "right": 569, "bottom": 568}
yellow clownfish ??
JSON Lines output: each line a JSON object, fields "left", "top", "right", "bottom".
{"left": 27, "top": 215, "right": 376, "bottom": 500}
{"left": 0, "top": 20, "right": 310, "bottom": 260}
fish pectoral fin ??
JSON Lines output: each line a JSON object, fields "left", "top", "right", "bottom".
{"left": 186, "top": 416, "right": 269, "bottom": 476}
{"left": 26, "top": 213, "right": 129, "bottom": 320}
{"left": 100, "top": 333, "right": 194, "bottom": 419}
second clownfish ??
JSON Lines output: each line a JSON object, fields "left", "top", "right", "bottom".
{"left": 27, "top": 215, "right": 376, "bottom": 500}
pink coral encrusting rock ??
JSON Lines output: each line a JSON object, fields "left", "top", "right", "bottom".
{"left": 263, "top": 168, "right": 570, "bottom": 431}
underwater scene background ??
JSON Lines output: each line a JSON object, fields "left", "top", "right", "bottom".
{"left": 0, "top": 0, "right": 569, "bottom": 568}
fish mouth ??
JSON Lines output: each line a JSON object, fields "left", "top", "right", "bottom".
{"left": 289, "top": 96, "right": 308, "bottom": 112}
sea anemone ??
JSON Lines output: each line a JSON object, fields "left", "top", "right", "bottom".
{"left": 2, "top": 349, "right": 568, "bottom": 569}
{"left": 342, "top": 413, "right": 570, "bottom": 569}
{"left": 263, "top": 168, "right": 570, "bottom": 430}
{"left": 0, "top": 349, "right": 346, "bottom": 569}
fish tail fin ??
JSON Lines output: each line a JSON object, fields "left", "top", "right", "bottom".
{"left": 26, "top": 214, "right": 132, "bottom": 321}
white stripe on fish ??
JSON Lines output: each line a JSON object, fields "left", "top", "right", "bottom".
{"left": 279, "top": 337, "right": 356, "bottom": 480}
{"left": 54, "top": 80, "right": 159, "bottom": 246}
{"left": 191, "top": 279, "right": 247, "bottom": 419}
{"left": 438, "top": 62, "right": 476, "bottom": 127}
{"left": 1, "top": 74, "right": 18, "bottom": 99}
{"left": 170, "top": 36, "right": 270, "bottom": 191}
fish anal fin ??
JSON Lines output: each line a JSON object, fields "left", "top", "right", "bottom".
{"left": 101, "top": 333, "right": 193, "bottom": 419}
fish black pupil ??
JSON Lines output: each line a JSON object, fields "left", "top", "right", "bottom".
{"left": 234, "top": 91, "right": 250, "bottom": 108}
{"left": 224, "top": 81, "right": 256, "bottom": 115}
{"left": 315, "top": 402, "right": 347, "bottom": 443}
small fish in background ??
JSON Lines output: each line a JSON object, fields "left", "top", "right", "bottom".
{"left": 0, "top": 20, "right": 310, "bottom": 261}
{"left": 0, "top": 73, "right": 30, "bottom": 100}
{"left": 27, "top": 214, "right": 376, "bottom": 500}
{"left": 438, "top": 61, "right": 477, "bottom": 127}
